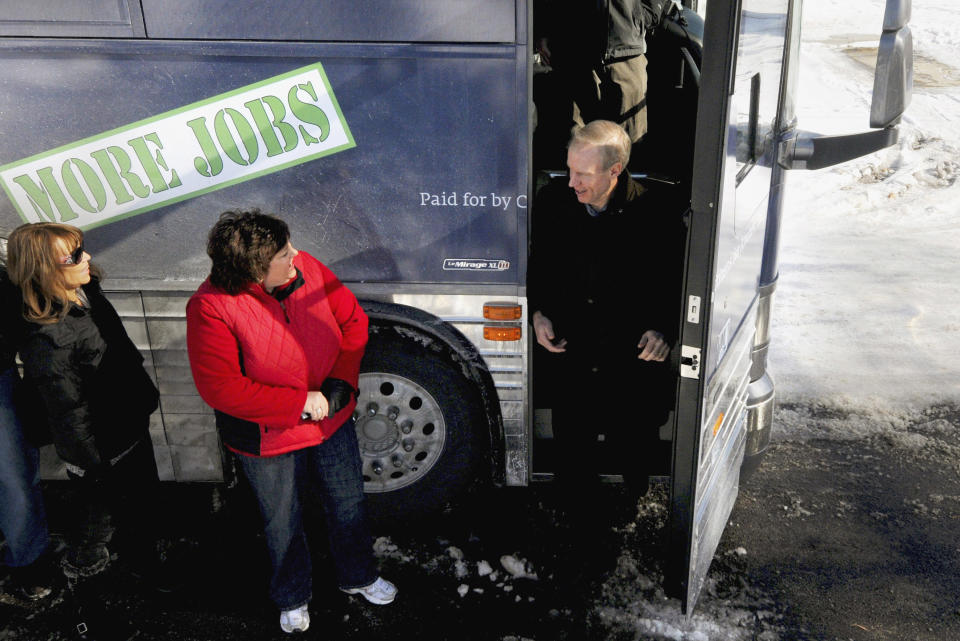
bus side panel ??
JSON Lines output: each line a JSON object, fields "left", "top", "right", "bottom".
{"left": 141, "top": 0, "right": 516, "bottom": 43}
{"left": 0, "top": 42, "right": 525, "bottom": 287}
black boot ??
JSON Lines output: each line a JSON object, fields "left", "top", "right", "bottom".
{"left": 10, "top": 549, "right": 56, "bottom": 601}
{"left": 66, "top": 573, "right": 140, "bottom": 641}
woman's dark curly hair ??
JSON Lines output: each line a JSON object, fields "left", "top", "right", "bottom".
{"left": 207, "top": 209, "right": 290, "bottom": 295}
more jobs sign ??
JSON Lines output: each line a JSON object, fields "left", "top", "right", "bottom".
{"left": 0, "top": 63, "right": 353, "bottom": 230}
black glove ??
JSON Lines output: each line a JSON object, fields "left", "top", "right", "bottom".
{"left": 320, "top": 378, "right": 356, "bottom": 417}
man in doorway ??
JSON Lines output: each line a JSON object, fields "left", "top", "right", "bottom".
{"left": 528, "top": 120, "right": 684, "bottom": 502}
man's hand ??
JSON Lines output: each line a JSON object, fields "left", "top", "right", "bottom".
{"left": 302, "top": 390, "right": 330, "bottom": 421}
{"left": 637, "top": 330, "right": 669, "bottom": 362}
{"left": 535, "top": 37, "right": 552, "bottom": 66}
{"left": 532, "top": 310, "right": 567, "bottom": 353}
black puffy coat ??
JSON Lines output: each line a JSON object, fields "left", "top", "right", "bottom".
{"left": 18, "top": 278, "right": 158, "bottom": 470}
{"left": 0, "top": 266, "right": 20, "bottom": 372}
{"left": 1, "top": 265, "right": 45, "bottom": 447}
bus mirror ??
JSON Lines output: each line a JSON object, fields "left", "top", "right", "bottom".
{"left": 869, "top": 25, "right": 913, "bottom": 128}
{"left": 780, "top": 0, "right": 912, "bottom": 170}
{"left": 881, "top": 0, "right": 911, "bottom": 31}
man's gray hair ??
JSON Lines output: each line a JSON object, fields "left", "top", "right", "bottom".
{"left": 568, "top": 120, "right": 631, "bottom": 170}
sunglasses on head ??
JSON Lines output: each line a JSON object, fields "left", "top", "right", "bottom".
{"left": 59, "top": 243, "right": 84, "bottom": 266}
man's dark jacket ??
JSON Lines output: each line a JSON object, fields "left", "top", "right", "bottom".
{"left": 17, "top": 277, "right": 158, "bottom": 470}
{"left": 536, "top": 0, "right": 651, "bottom": 66}
{"left": 528, "top": 172, "right": 685, "bottom": 394}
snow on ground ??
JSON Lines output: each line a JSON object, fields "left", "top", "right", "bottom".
{"left": 770, "top": 0, "right": 960, "bottom": 436}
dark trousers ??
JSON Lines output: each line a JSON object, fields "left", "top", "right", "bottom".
{"left": 548, "top": 354, "right": 671, "bottom": 491}
{"left": 235, "top": 418, "right": 377, "bottom": 611}
{"left": 63, "top": 433, "right": 160, "bottom": 577}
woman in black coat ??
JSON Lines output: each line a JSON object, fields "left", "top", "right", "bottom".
{"left": 7, "top": 222, "right": 163, "bottom": 641}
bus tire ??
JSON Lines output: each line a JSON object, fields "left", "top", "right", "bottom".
{"left": 355, "top": 328, "right": 487, "bottom": 525}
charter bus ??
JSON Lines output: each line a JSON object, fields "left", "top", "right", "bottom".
{"left": 0, "top": 0, "right": 910, "bottom": 612}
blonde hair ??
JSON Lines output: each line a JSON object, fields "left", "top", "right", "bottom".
{"left": 568, "top": 120, "right": 631, "bottom": 171}
{"left": 6, "top": 223, "right": 100, "bottom": 324}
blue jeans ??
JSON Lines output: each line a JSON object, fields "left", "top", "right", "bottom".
{"left": 236, "top": 418, "right": 377, "bottom": 610}
{"left": 0, "top": 367, "right": 50, "bottom": 568}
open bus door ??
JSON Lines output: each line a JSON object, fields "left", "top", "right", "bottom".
{"left": 664, "top": 0, "right": 912, "bottom": 614}
{"left": 664, "top": 0, "right": 782, "bottom": 614}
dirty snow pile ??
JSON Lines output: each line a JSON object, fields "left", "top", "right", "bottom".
{"left": 372, "top": 536, "right": 540, "bottom": 603}
{"left": 769, "top": 0, "right": 960, "bottom": 440}
{"left": 371, "top": 485, "right": 796, "bottom": 641}
{"left": 591, "top": 492, "right": 790, "bottom": 641}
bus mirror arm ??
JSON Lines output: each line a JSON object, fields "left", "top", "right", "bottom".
{"left": 780, "top": 0, "right": 911, "bottom": 172}
{"left": 778, "top": 127, "right": 899, "bottom": 171}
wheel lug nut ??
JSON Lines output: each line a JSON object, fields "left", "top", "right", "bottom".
{"left": 366, "top": 402, "right": 379, "bottom": 416}
{"left": 372, "top": 460, "right": 384, "bottom": 475}
{"left": 402, "top": 438, "right": 415, "bottom": 452}
{"left": 387, "top": 406, "right": 400, "bottom": 420}
{"left": 400, "top": 420, "right": 413, "bottom": 434}
{"left": 391, "top": 454, "right": 403, "bottom": 467}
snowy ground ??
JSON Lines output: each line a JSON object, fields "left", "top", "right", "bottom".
{"left": 772, "top": 0, "right": 960, "bottom": 420}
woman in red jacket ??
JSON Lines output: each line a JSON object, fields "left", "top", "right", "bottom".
{"left": 186, "top": 210, "right": 396, "bottom": 634}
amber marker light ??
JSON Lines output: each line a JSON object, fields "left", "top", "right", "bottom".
{"left": 483, "top": 303, "right": 522, "bottom": 321}
{"left": 483, "top": 326, "right": 522, "bottom": 341}
{"left": 713, "top": 412, "right": 725, "bottom": 436}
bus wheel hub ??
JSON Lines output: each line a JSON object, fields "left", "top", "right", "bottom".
{"left": 355, "top": 371, "right": 447, "bottom": 492}
{"left": 356, "top": 415, "right": 399, "bottom": 454}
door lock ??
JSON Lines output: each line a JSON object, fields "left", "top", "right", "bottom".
{"left": 680, "top": 345, "right": 701, "bottom": 379}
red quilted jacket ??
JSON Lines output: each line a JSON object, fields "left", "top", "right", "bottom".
{"left": 186, "top": 251, "right": 368, "bottom": 457}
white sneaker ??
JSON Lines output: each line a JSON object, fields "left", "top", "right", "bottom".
{"left": 280, "top": 604, "right": 310, "bottom": 633}
{"left": 341, "top": 576, "right": 397, "bottom": 605}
